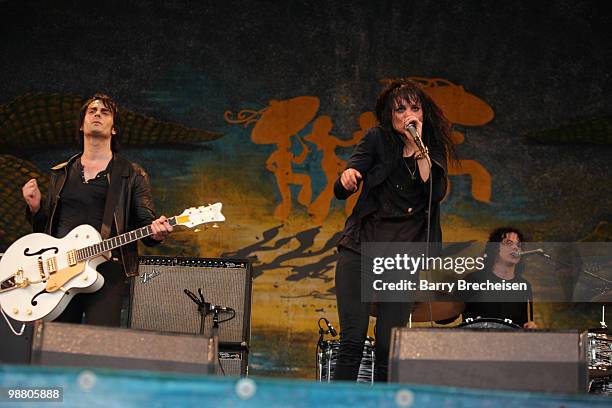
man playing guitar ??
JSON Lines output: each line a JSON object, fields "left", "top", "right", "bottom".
{"left": 21, "top": 93, "right": 173, "bottom": 326}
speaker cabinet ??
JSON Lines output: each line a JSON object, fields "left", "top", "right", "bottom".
{"left": 129, "top": 257, "right": 252, "bottom": 346}
{"left": 389, "top": 328, "right": 588, "bottom": 394}
{"left": 31, "top": 321, "right": 216, "bottom": 375}
{"left": 0, "top": 317, "right": 33, "bottom": 365}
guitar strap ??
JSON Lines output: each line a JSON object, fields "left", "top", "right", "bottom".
{"left": 100, "top": 156, "right": 128, "bottom": 240}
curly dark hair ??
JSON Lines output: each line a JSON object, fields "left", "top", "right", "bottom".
{"left": 483, "top": 226, "right": 526, "bottom": 276}
{"left": 76, "top": 93, "right": 121, "bottom": 152}
{"left": 375, "top": 79, "right": 456, "bottom": 162}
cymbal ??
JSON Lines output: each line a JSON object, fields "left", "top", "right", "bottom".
{"left": 411, "top": 300, "right": 465, "bottom": 322}
{"left": 588, "top": 327, "right": 609, "bottom": 334}
{"left": 591, "top": 291, "right": 612, "bottom": 304}
{"left": 369, "top": 291, "right": 465, "bottom": 322}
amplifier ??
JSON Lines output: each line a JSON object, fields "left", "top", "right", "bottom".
{"left": 31, "top": 321, "right": 216, "bottom": 375}
{"left": 389, "top": 328, "right": 588, "bottom": 394}
{"left": 129, "top": 257, "right": 252, "bottom": 345}
{"left": 218, "top": 348, "right": 248, "bottom": 377}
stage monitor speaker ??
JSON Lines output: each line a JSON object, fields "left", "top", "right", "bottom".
{"left": 389, "top": 328, "right": 588, "bottom": 394}
{"left": 129, "top": 257, "right": 252, "bottom": 346}
{"left": 0, "top": 318, "right": 33, "bottom": 365}
{"left": 0, "top": 252, "right": 35, "bottom": 365}
{"left": 31, "top": 321, "right": 216, "bottom": 375}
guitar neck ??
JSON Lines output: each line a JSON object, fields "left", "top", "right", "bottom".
{"left": 75, "top": 217, "right": 179, "bottom": 262}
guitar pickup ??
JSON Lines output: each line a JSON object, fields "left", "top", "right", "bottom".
{"left": 46, "top": 257, "right": 58, "bottom": 274}
{"left": 66, "top": 250, "right": 77, "bottom": 267}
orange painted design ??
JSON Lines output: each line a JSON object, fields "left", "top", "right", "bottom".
{"left": 225, "top": 97, "right": 319, "bottom": 221}
{"left": 408, "top": 77, "right": 494, "bottom": 203}
{"left": 304, "top": 115, "right": 364, "bottom": 223}
{"left": 344, "top": 112, "right": 377, "bottom": 216}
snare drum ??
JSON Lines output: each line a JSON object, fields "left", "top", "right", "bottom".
{"left": 458, "top": 317, "right": 521, "bottom": 329}
{"left": 318, "top": 337, "right": 375, "bottom": 383}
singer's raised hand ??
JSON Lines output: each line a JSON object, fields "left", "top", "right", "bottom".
{"left": 340, "top": 168, "right": 362, "bottom": 192}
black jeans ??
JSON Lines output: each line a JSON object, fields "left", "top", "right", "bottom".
{"left": 55, "top": 260, "right": 127, "bottom": 327}
{"left": 333, "top": 247, "right": 413, "bottom": 382}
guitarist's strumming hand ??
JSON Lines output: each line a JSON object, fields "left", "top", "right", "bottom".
{"left": 22, "top": 178, "right": 42, "bottom": 214}
{"left": 151, "top": 215, "right": 173, "bottom": 241}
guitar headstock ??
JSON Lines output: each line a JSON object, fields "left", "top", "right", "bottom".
{"left": 175, "top": 203, "right": 225, "bottom": 229}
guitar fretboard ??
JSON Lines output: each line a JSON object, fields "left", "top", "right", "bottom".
{"left": 75, "top": 217, "right": 178, "bottom": 261}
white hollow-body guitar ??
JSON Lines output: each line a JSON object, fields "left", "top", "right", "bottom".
{"left": 0, "top": 203, "right": 225, "bottom": 322}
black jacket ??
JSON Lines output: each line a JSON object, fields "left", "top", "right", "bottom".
{"left": 27, "top": 153, "right": 158, "bottom": 278}
{"left": 334, "top": 126, "right": 448, "bottom": 247}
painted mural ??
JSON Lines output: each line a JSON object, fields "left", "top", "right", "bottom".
{"left": 1, "top": 0, "right": 611, "bottom": 379}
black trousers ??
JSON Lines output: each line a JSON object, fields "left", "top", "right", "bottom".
{"left": 333, "top": 247, "right": 413, "bottom": 382}
{"left": 55, "top": 260, "right": 127, "bottom": 327}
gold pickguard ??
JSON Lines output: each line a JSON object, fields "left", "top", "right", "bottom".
{"left": 45, "top": 262, "right": 86, "bottom": 292}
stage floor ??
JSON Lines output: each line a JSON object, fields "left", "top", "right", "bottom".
{"left": 1, "top": 364, "right": 610, "bottom": 407}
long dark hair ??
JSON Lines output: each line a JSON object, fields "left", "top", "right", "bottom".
{"left": 483, "top": 227, "right": 526, "bottom": 276}
{"left": 76, "top": 93, "right": 121, "bottom": 152}
{"left": 375, "top": 79, "right": 456, "bottom": 162}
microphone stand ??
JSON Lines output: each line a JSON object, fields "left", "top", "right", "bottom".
{"left": 406, "top": 124, "right": 435, "bottom": 326}
{"left": 184, "top": 288, "right": 221, "bottom": 373}
{"left": 532, "top": 252, "right": 612, "bottom": 330}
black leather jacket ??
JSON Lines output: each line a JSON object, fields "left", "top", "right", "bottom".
{"left": 334, "top": 126, "right": 448, "bottom": 249}
{"left": 27, "top": 153, "right": 159, "bottom": 278}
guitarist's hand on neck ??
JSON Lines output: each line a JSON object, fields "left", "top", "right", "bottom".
{"left": 151, "top": 215, "right": 173, "bottom": 241}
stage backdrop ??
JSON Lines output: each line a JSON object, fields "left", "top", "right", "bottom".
{"left": 1, "top": 1, "right": 610, "bottom": 378}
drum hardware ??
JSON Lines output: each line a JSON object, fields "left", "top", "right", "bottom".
{"left": 587, "top": 330, "right": 612, "bottom": 395}
{"left": 317, "top": 338, "right": 375, "bottom": 384}
{"left": 458, "top": 317, "right": 521, "bottom": 329}
{"left": 590, "top": 296, "right": 612, "bottom": 330}
{"left": 590, "top": 283, "right": 612, "bottom": 330}
{"left": 548, "top": 252, "right": 612, "bottom": 329}
{"left": 315, "top": 317, "right": 338, "bottom": 380}
{"left": 315, "top": 317, "right": 375, "bottom": 383}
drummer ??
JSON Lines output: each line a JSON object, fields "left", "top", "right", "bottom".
{"left": 461, "top": 227, "right": 538, "bottom": 329}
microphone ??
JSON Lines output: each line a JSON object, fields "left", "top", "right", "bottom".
{"left": 405, "top": 123, "right": 429, "bottom": 161}
{"left": 512, "top": 248, "right": 550, "bottom": 258}
{"left": 323, "top": 318, "right": 338, "bottom": 337}
{"left": 405, "top": 122, "right": 420, "bottom": 140}
{"left": 209, "top": 304, "right": 233, "bottom": 312}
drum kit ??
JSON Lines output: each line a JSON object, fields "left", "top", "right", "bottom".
{"left": 586, "top": 296, "right": 612, "bottom": 395}
{"left": 317, "top": 291, "right": 466, "bottom": 384}
{"left": 318, "top": 337, "right": 375, "bottom": 384}
{"left": 317, "top": 292, "right": 612, "bottom": 393}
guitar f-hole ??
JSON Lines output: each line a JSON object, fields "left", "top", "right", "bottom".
{"left": 24, "top": 246, "right": 59, "bottom": 257}
{"left": 31, "top": 289, "right": 48, "bottom": 306}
